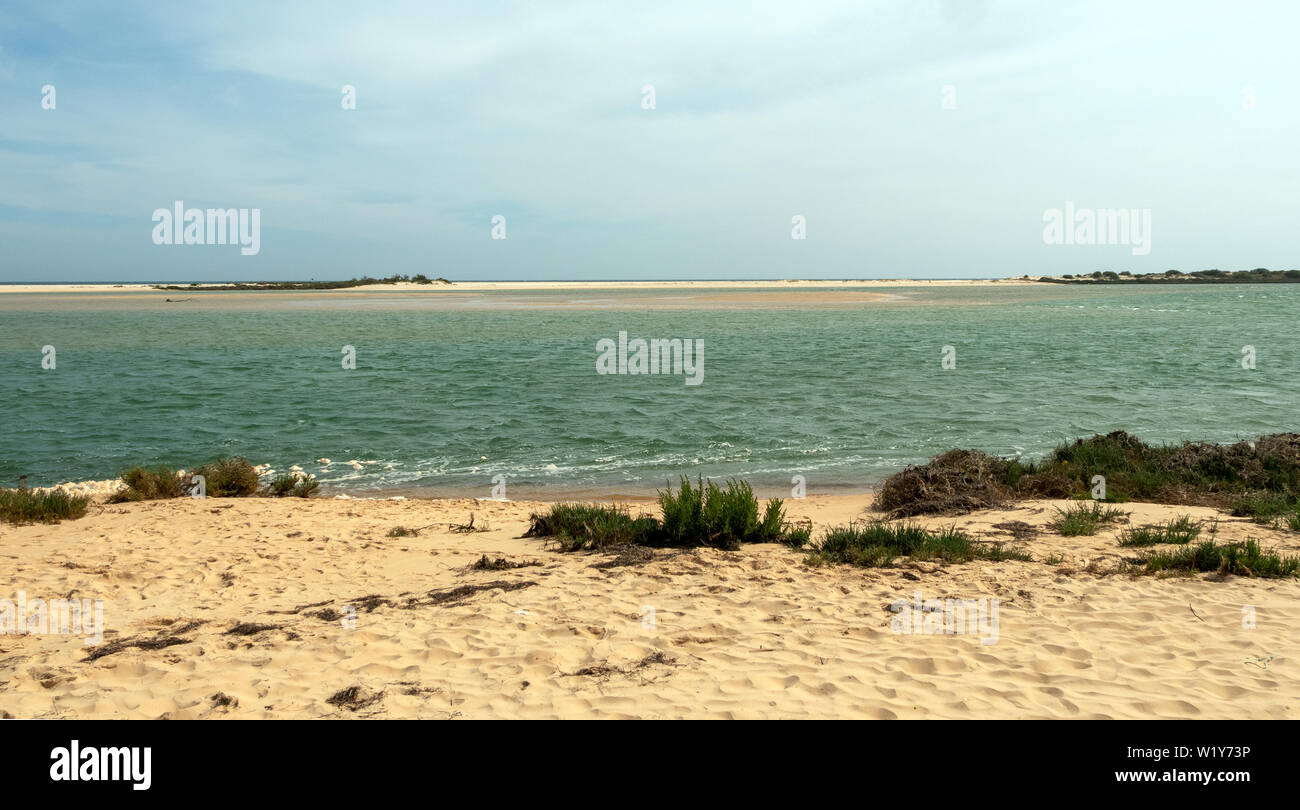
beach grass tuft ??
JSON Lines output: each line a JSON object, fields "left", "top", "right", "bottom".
{"left": 0, "top": 487, "right": 91, "bottom": 524}
{"left": 523, "top": 503, "right": 662, "bottom": 551}
{"left": 1230, "top": 491, "right": 1300, "bottom": 529}
{"left": 1049, "top": 501, "right": 1128, "bottom": 536}
{"left": 806, "top": 521, "right": 1030, "bottom": 568}
{"left": 1118, "top": 515, "right": 1202, "bottom": 547}
{"left": 1136, "top": 539, "right": 1300, "bottom": 578}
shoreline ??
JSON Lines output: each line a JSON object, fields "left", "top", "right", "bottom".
{"left": 8, "top": 431, "right": 1300, "bottom": 719}
{"left": 36, "top": 474, "right": 876, "bottom": 504}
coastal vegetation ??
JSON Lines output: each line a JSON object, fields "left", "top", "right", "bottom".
{"left": 1048, "top": 502, "right": 1128, "bottom": 536}
{"left": 1118, "top": 516, "right": 1203, "bottom": 547}
{"left": 524, "top": 476, "right": 808, "bottom": 551}
{"left": 1229, "top": 492, "right": 1300, "bottom": 530}
{"left": 1133, "top": 539, "right": 1300, "bottom": 578}
{"left": 0, "top": 486, "right": 90, "bottom": 524}
{"left": 112, "top": 465, "right": 187, "bottom": 501}
{"left": 107, "top": 457, "right": 315, "bottom": 501}
{"left": 152, "top": 273, "right": 450, "bottom": 291}
{"left": 525, "top": 477, "right": 1027, "bottom": 568}
{"left": 805, "top": 522, "right": 1030, "bottom": 568}
{"left": 876, "top": 431, "right": 1300, "bottom": 518}
{"left": 1039, "top": 268, "right": 1300, "bottom": 284}
{"left": 267, "top": 473, "right": 321, "bottom": 498}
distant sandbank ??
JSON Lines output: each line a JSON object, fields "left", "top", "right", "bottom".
{"left": 0, "top": 277, "right": 1046, "bottom": 294}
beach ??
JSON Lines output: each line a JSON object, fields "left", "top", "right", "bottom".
{"left": 4, "top": 281, "right": 1299, "bottom": 720}
{"left": 3, "top": 492, "right": 1296, "bottom": 719}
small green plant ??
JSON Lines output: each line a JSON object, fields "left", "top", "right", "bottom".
{"left": 0, "top": 487, "right": 91, "bottom": 524}
{"left": 1138, "top": 539, "right": 1300, "bottom": 578}
{"left": 1049, "top": 501, "right": 1128, "bottom": 536}
{"left": 1118, "top": 515, "right": 1201, "bottom": 547}
{"left": 806, "top": 521, "right": 1030, "bottom": 568}
{"left": 781, "top": 520, "right": 812, "bottom": 548}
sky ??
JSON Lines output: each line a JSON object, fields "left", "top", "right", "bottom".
{"left": 1, "top": 0, "right": 1297, "bottom": 282}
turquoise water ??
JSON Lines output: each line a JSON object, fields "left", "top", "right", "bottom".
{"left": 2, "top": 284, "right": 1297, "bottom": 497}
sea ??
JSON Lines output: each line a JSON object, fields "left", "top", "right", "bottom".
{"left": 2, "top": 283, "right": 1296, "bottom": 498}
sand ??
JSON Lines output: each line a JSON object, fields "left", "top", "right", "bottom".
{"left": 2, "top": 494, "right": 1296, "bottom": 719}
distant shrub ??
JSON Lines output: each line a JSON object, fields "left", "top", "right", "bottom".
{"left": 876, "top": 431, "right": 1300, "bottom": 517}
{"left": 108, "top": 466, "right": 186, "bottom": 502}
{"left": 0, "top": 487, "right": 90, "bottom": 524}
{"left": 192, "top": 457, "right": 260, "bottom": 497}
{"left": 267, "top": 473, "right": 319, "bottom": 498}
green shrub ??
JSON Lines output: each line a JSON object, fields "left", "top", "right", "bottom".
{"left": 0, "top": 487, "right": 91, "bottom": 524}
{"left": 877, "top": 431, "right": 1300, "bottom": 517}
{"left": 525, "top": 479, "right": 806, "bottom": 551}
{"left": 522, "top": 503, "right": 661, "bottom": 551}
{"left": 658, "top": 477, "right": 789, "bottom": 550}
{"left": 192, "top": 457, "right": 260, "bottom": 497}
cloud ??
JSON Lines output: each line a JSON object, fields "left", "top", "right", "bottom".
{"left": 1, "top": 1, "right": 1299, "bottom": 281}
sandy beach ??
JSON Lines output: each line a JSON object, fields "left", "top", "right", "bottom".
{"left": 3, "top": 493, "right": 1295, "bottom": 719}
